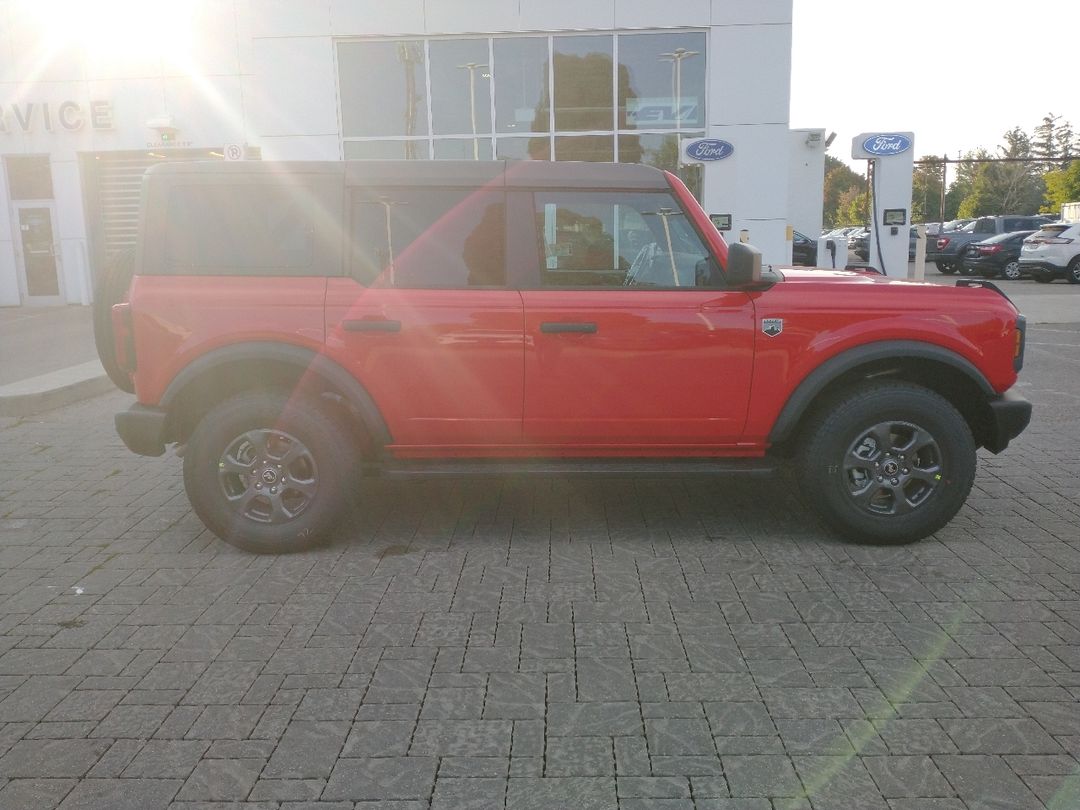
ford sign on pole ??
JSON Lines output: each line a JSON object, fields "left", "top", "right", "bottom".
{"left": 861, "top": 134, "right": 912, "bottom": 157}
{"left": 684, "top": 139, "right": 734, "bottom": 162}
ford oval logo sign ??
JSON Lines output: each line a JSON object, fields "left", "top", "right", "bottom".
{"left": 685, "top": 139, "right": 734, "bottom": 161}
{"left": 862, "top": 134, "right": 912, "bottom": 156}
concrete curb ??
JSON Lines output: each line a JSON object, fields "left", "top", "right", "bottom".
{"left": 0, "top": 360, "right": 116, "bottom": 417}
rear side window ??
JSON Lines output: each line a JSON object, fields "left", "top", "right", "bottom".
{"left": 163, "top": 185, "right": 319, "bottom": 275}
{"left": 972, "top": 219, "right": 996, "bottom": 234}
{"left": 350, "top": 188, "right": 506, "bottom": 288}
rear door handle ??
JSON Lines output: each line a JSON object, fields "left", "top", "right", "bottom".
{"left": 540, "top": 322, "right": 597, "bottom": 334}
{"left": 342, "top": 319, "right": 401, "bottom": 332}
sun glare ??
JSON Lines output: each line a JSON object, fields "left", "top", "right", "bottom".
{"left": 27, "top": 0, "right": 197, "bottom": 64}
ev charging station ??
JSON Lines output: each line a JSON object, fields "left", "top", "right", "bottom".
{"left": 852, "top": 132, "right": 915, "bottom": 278}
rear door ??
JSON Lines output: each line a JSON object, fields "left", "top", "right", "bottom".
{"left": 513, "top": 188, "right": 755, "bottom": 449}
{"left": 324, "top": 185, "right": 524, "bottom": 450}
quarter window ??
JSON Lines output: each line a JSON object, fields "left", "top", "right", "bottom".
{"left": 351, "top": 188, "right": 506, "bottom": 288}
{"left": 532, "top": 192, "right": 718, "bottom": 288}
{"left": 163, "top": 185, "right": 317, "bottom": 275}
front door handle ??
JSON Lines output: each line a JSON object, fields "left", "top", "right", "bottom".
{"left": 342, "top": 319, "right": 401, "bottom": 333}
{"left": 540, "top": 322, "right": 598, "bottom": 334}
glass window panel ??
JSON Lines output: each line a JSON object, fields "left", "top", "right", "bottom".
{"left": 496, "top": 136, "right": 550, "bottom": 160}
{"left": 433, "top": 138, "right": 493, "bottom": 160}
{"left": 618, "top": 32, "right": 705, "bottom": 130}
{"left": 619, "top": 132, "right": 703, "bottom": 201}
{"left": 553, "top": 35, "right": 613, "bottom": 132}
{"left": 554, "top": 136, "right": 614, "bottom": 162}
{"left": 5, "top": 156, "right": 54, "bottom": 199}
{"left": 344, "top": 140, "right": 428, "bottom": 160}
{"left": 164, "top": 185, "right": 316, "bottom": 275}
{"left": 493, "top": 37, "right": 549, "bottom": 134}
{"left": 533, "top": 191, "right": 716, "bottom": 288}
{"left": 338, "top": 41, "right": 428, "bottom": 138}
{"left": 430, "top": 39, "right": 492, "bottom": 136}
{"left": 350, "top": 188, "right": 505, "bottom": 288}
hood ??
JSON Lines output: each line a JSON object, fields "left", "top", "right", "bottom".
{"left": 776, "top": 267, "right": 939, "bottom": 288}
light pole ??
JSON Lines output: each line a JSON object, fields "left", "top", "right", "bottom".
{"left": 658, "top": 47, "right": 699, "bottom": 134}
{"left": 457, "top": 61, "right": 488, "bottom": 160}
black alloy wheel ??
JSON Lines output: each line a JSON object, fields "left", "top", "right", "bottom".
{"left": 796, "top": 381, "right": 976, "bottom": 544}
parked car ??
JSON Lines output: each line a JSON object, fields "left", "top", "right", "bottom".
{"left": 792, "top": 230, "right": 816, "bottom": 266}
{"left": 1019, "top": 222, "right": 1080, "bottom": 283}
{"left": 929, "top": 215, "right": 1054, "bottom": 273}
{"left": 959, "top": 231, "right": 1035, "bottom": 280}
{"left": 851, "top": 226, "right": 918, "bottom": 261}
{"left": 103, "top": 160, "right": 1031, "bottom": 552}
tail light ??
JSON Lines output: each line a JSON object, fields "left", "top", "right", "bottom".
{"left": 111, "top": 302, "right": 136, "bottom": 374}
{"left": 978, "top": 245, "right": 1002, "bottom": 255}
{"left": 937, "top": 237, "right": 950, "bottom": 250}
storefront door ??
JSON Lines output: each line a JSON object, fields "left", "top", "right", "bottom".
{"left": 14, "top": 204, "right": 64, "bottom": 304}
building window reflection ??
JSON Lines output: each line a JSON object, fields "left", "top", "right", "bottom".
{"left": 337, "top": 31, "right": 706, "bottom": 199}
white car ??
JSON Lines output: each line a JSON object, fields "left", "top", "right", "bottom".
{"left": 1019, "top": 222, "right": 1080, "bottom": 283}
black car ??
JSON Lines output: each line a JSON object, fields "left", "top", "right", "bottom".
{"left": 959, "top": 230, "right": 1035, "bottom": 280}
{"left": 792, "top": 230, "right": 817, "bottom": 266}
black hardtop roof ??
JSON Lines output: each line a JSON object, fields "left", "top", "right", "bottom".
{"left": 144, "top": 159, "right": 672, "bottom": 190}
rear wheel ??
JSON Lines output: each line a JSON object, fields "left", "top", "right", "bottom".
{"left": 1001, "top": 260, "right": 1021, "bottom": 281}
{"left": 1032, "top": 269, "right": 1054, "bottom": 283}
{"left": 183, "top": 390, "right": 357, "bottom": 553}
{"left": 935, "top": 261, "right": 955, "bottom": 275}
{"left": 1067, "top": 257, "right": 1080, "bottom": 284}
{"left": 796, "top": 382, "right": 976, "bottom": 545}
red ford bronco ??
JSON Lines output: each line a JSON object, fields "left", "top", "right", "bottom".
{"left": 100, "top": 160, "right": 1031, "bottom": 553}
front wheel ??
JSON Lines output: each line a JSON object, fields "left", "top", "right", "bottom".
{"left": 183, "top": 391, "right": 357, "bottom": 553}
{"left": 796, "top": 382, "right": 976, "bottom": 545}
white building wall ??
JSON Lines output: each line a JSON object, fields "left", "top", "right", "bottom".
{"left": 1, "top": 0, "right": 814, "bottom": 305}
{"left": 788, "top": 128, "right": 826, "bottom": 241}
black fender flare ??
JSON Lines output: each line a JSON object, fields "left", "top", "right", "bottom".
{"left": 767, "top": 340, "right": 995, "bottom": 445}
{"left": 160, "top": 341, "right": 393, "bottom": 447}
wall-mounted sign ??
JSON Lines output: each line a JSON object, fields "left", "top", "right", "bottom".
{"left": 684, "top": 138, "right": 734, "bottom": 162}
{"left": 883, "top": 208, "right": 907, "bottom": 226}
{"left": 0, "top": 100, "right": 113, "bottom": 134}
{"left": 861, "top": 134, "right": 912, "bottom": 157}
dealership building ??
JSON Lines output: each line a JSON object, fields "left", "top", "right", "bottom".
{"left": 0, "top": 0, "right": 822, "bottom": 307}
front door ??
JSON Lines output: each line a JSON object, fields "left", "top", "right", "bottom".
{"left": 15, "top": 205, "right": 64, "bottom": 304}
{"left": 324, "top": 185, "right": 525, "bottom": 452}
{"left": 515, "top": 189, "right": 756, "bottom": 450}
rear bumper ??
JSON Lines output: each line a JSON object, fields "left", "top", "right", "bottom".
{"left": 1018, "top": 260, "right": 1065, "bottom": 277}
{"left": 983, "top": 389, "right": 1032, "bottom": 454}
{"left": 115, "top": 403, "right": 168, "bottom": 457}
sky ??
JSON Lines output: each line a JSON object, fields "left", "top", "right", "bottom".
{"left": 790, "top": 0, "right": 1080, "bottom": 169}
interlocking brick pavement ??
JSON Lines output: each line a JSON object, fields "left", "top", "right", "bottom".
{"left": 0, "top": 325, "right": 1078, "bottom": 809}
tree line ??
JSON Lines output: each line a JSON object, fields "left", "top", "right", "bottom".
{"left": 823, "top": 114, "right": 1080, "bottom": 228}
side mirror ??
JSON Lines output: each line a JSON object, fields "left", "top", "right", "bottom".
{"left": 726, "top": 241, "right": 763, "bottom": 287}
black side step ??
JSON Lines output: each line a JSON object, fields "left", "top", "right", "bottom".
{"left": 364, "top": 458, "right": 778, "bottom": 480}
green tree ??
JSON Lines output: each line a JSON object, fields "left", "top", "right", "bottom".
{"left": 912, "top": 156, "right": 945, "bottom": 224}
{"left": 957, "top": 129, "right": 1044, "bottom": 216}
{"left": 836, "top": 185, "right": 868, "bottom": 226}
{"left": 822, "top": 155, "right": 864, "bottom": 228}
{"left": 1043, "top": 160, "right": 1080, "bottom": 213}
{"left": 1032, "top": 113, "right": 1062, "bottom": 171}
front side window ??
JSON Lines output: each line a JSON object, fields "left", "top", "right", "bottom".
{"left": 351, "top": 188, "right": 505, "bottom": 288}
{"left": 532, "top": 191, "right": 717, "bottom": 288}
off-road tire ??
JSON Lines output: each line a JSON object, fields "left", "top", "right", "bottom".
{"left": 796, "top": 381, "right": 976, "bottom": 545}
{"left": 92, "top": 249, "right": 136, "bottom": 393}
{"left": 183, "top": 390, "right": 357, "bottom": 553}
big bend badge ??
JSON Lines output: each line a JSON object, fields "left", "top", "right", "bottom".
{"left": 762, "top": 318, "right": 783, "bottom": 337}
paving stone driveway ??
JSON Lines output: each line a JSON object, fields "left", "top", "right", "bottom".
{"left": 0, "top": 325, "right": 1078, "bottom": 810}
